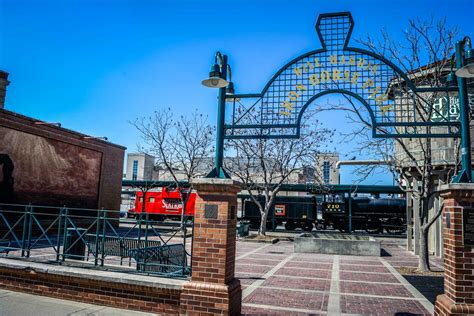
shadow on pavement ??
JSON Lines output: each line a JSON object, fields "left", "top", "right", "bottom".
{"left": 402, "top": 274, "right": 444, "bottom": 304}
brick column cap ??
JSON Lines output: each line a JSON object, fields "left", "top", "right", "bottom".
{"left": 191, "top": 178, "right": 242, "bottom": 195}
{"left": 439, "top": 183, "right": 474, "bottom": 199}
{"left": 0, "top": 70, "right": 9, "bottom": 81}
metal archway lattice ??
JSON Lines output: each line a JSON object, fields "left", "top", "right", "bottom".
{"left": 225, "top": 12, "right": 460, "bottom": 139}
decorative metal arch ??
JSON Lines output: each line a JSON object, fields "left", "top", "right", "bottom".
{"left": 225, "top": 12, "right": 460, "bottom": 139}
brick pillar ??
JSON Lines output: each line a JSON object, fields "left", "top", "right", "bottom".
{"left": 0, "top": 71, "right": 10, "bottom": 109}
{"left": 435, "top": 184, "right": 474, "bottom": 316}
{"left": 181, "top": 178, "right": 241, "bottom": 315}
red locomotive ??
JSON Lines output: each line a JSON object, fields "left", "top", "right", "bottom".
{"left": 131, "top": 188, "right": 196, "bottom": 221}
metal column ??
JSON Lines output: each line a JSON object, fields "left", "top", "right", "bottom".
{"left": 208, "top": 55, "right": 230, "bottom": 179}
{"left": 453, "top": 40, "right": 472, "bottom": 183}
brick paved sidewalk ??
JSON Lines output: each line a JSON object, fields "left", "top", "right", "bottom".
{"left": 0, "top": 288, "right": 153, "bottom": 316}
{"left": 0, "top": 237, "right": 442, "bottom": 315}
{"left": 236, "top": 239, "right": 438, "bottom": 316}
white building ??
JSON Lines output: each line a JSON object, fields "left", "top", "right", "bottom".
{"left": 124, "top": 153, "right": 156, "bottom": 181}
{"left": 314, "top": 153, "right": 340, "bottom": 185}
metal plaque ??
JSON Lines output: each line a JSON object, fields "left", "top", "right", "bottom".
{"left": 463, "top": 208, "right": 474, "bottom": 246}
{"left": 204, "top": 204, "right": 218, "bottom": 219}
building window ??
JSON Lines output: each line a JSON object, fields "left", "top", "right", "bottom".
{"left": 323, "top": 161, "right": 330, "bottom": 184}
{"left": 132, "top": 160, "right": 138, "bottom": 180}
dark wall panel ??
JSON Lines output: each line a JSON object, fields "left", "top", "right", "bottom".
{"left": 0, "top": 126, "right": 102, "bottom": 208}
{"left": 0, "top": 109, "right": 125, "bottom": 211}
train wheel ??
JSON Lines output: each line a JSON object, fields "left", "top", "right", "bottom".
{"left": 302, "top": 221, "right": 314, "bottom": 232}
{"left": 385, "top": 218, "right": 405, "bottom": 235}
{"left": 365, "top": 218, "right": 382, "bottom": 234}
{"left": 315, "top": 220, "right": 327, "bottom": 230}
{"left": 284, "top": 221, "right": 296, "bottom": 231}
{"left": 335, "top": 220, "right": 347, "bottom": 232}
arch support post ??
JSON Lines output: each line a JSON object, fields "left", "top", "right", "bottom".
{"left": 452, "top": 40, "right": 473, "bottom": 183}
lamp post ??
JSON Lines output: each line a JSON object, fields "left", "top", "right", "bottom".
{"left": 202, "top": 52, "right": 234, "bottom": 178}
{"left": 451, "top": 37, "right": 474, "bottom": 183}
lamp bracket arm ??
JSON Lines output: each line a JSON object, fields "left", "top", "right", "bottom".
{"left": 462, "top": 36, "right": 471, "bottom": 49}
{"left": 227, "top": 64, "right": 232, "bottom": 81}
{"left": 214, "top": 51, "right": 224, "bottom": 67}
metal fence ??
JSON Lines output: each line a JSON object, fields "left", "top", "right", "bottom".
{"left": 0, "top": 203, "right": 192, "bottom": 278}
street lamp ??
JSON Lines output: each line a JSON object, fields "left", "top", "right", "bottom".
{"left": 202, "top": 51, "right": 234, "bottom": 178}
{"left": 450, "top": 36, "right": 473, "bottom": 183}
{"left": 202, "top": 62, "right": 229, "bottom": 88}
{"left": 455, "top": 37, "right": 474, "bottom": 79}
{"left": 446, "top": 58, "right": 458, "bottom": 87}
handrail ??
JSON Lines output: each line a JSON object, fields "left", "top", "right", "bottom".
{"left": 0, "top": 204, "right": 192, "bottom": 279}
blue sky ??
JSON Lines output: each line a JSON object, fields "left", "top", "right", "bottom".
{"left": 0, "top": 0, "right": 472, "bottom": 184}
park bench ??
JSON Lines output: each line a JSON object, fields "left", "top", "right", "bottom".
{"left": 0, "top": 239, "right": 12, "bottom": 255}
{"left": 129, "top": 243, "right": 188, "bottom": 276}
{"left": 85, "top": 234, "right": 161, "bottom": 265}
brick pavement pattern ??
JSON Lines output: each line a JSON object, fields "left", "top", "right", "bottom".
{"left": 237, "top": 240, "right": 435, "bottom": 316}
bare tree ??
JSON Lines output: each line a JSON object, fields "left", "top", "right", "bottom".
{"left": 226, "top": 110, "right": 334, "bottom": 236}
{"left": 131, "top": 108, "right": 214, "bottom": 228}
{"left": 316, "top": 17, "right": 458, "bottom": 271}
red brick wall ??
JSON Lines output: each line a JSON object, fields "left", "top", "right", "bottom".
{"left": 0, "top": 267, "right": 181, "bottom": 314}
{"left": 191, "top": 194, "right": 237, "bottom": 284}
{"left": 180, "top": 179, "right": 242, "bottom": 315}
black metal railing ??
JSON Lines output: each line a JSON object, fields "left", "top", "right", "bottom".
{"left": 0, "top": 203, "right": 192, "bottom": 278}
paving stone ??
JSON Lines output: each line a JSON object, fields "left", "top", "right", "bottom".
{"left": 340, "top": 294, "right": 431, "bottom": 315}
{"left": 340, "top": 280, "right": 414, "bottom": 297}
{"left": 236, "top": 258, "right": 281, "bottom": 266}
{"left": 242, "top": 306, "right": 323, "bottom": 315}
{"left": 292, "top": 253, "right": 334, "bottom": 262}
{"left": 339, "top": 271, "right": 399, "bottom": 283}
{"left": 386, "top": 261, "right": 419, "bottom": 268}
{"left": 253, "top": 253, "right": 288, "bottom": 260}
{"left": 284, "top": 261, "right": 332, "bottom": 270}
{"left": 275, "top": 267, "right": 332, "bottom": 279}
{"left": 236, "top": 264, "right": 274, "bottom": 274}
{"left": 340, "top": 259, "right": 384, "bottom": 266}
{"left": 243, "top": 287, "right": 328, "bottom": 311}
{"left": 339, "top": 264, "right": 390, "bottom": 273}
{"left": 262, "top": 275, "right": 331, "bottom": 291}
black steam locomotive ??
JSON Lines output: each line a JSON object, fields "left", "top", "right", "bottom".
{"left": 322, "top": 197, "right": 406, "bottom": 233}
{"left": 240, "top": 194, "right": 406, "bottom": 234}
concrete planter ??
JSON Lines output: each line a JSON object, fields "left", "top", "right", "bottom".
{"left": 294, "top": 233, "right": 381, "bottom": 256}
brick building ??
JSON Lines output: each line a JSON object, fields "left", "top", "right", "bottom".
{"left": 0, "top": 71, "right": 125, "bottom": 211}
